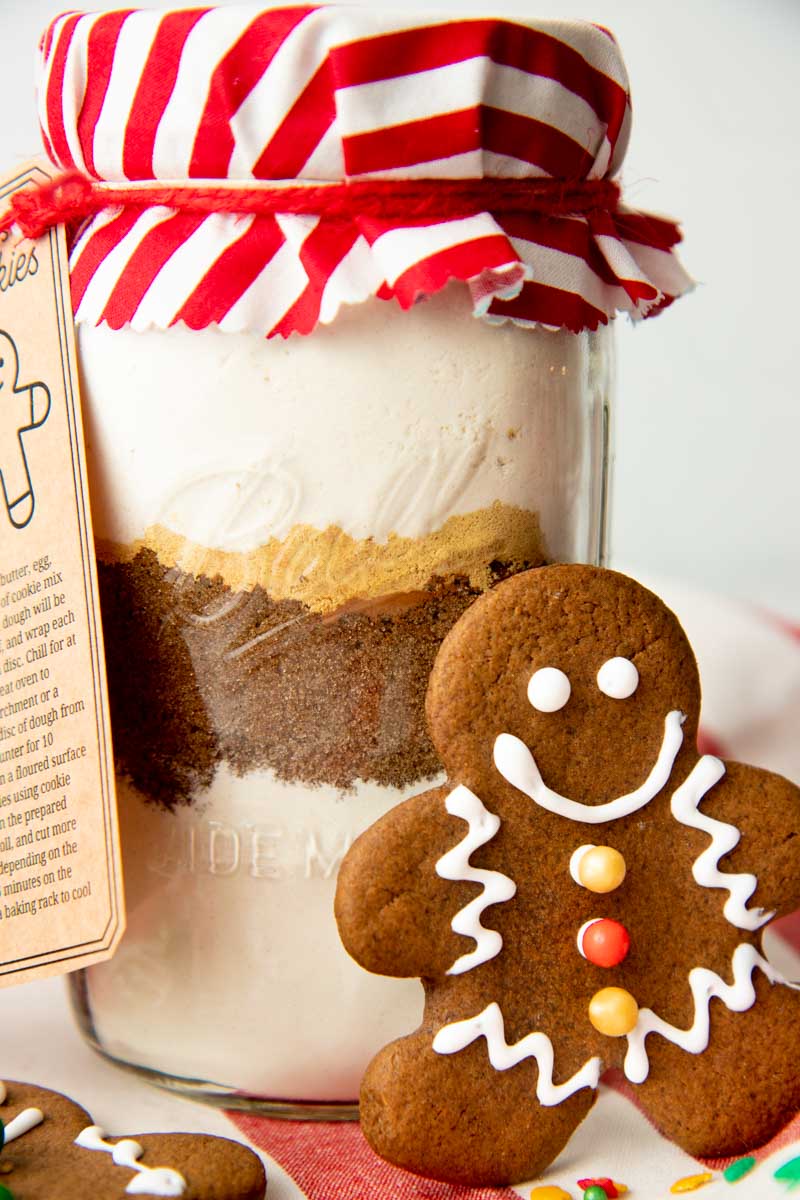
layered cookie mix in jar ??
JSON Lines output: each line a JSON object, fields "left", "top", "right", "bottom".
{"left": 20, "top": 5, "right": 691, "bottom": 1110}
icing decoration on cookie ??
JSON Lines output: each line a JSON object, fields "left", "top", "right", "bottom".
{"left": 2, "top": 1108, "right": 44, "bottom": 1143}
{"left": 432, "top": 1001, "right": 601, "bottom": 1105}
{"left": 670, "top": 756, "right": 774, "bottom": 931}
{"left": 578, "top": 918, "right": 630, "bottom": 967}
{"left": 527, "top": 666, "right": 571, "bottom": 712}
{"left": 0, "top": 1083, "right": 6, "bottom": 1104}
{"left": 570, "top": 845, "right": 626, "bottom": 892}
{"left": 623, "top": 944, "right": 794, "bottom": 1083}
{"left": 597, "top": 657, "right": 639, "bottom": 699}
{"left": 75, "top": 1126, "right": 186, "bottom": 1196}
{"left": 494, "top": 710, "right": 685, "bottom": 824}
{"left": 435, "top": 786, "right": 517, "bottom": 975}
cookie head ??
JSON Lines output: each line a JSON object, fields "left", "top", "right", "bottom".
{"left": 426, "top": 565, "right": 701, "bottom": 806}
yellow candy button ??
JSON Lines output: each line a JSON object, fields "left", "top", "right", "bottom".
{"left": 588, "top": 987, "right": 639, "bottom": 1036}
{"left": 578, "top": 845, "right": 626, "bottom": 893}
{"left": 529, "top": 1188, "right": 572, "bottom": 1200}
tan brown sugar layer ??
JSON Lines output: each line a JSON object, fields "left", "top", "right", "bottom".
{"left": 98, "top": 548, "right": 546, "bottom": 810}
{"left": 97, "top": 501, "right": 545, "bottom": 613}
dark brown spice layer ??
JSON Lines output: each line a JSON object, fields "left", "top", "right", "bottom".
{"left": 99, "top": 549, "right": 541, "bottom": 809}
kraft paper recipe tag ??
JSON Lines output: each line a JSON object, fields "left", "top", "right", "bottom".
{"left": 0, "top": 160, "right": 124, "bottom": 985}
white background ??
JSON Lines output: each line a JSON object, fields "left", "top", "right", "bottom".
{"left": 1, "top": 0, "right": 798, "bottom": 616}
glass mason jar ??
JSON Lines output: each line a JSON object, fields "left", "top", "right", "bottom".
{"left": 32, "top": 1, "right": 689, "bottom": 1118}
{"left": 67, "top": 290, "right": 613, "bottom": 1113}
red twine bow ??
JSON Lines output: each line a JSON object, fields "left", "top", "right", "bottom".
{"left": 0, "top": 170, "right": 625, "bottom": 242}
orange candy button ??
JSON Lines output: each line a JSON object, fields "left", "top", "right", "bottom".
{"left": 577, "top": 845, "right": 626, "bottom": 893}
{"left": 529, "top": 1188, "right": 572, "bottom": 1200}
{"left": 588, "top": 986, "right": 639, "bottom": 1036}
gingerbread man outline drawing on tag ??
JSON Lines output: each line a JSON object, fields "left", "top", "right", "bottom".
{"left": 0, "top": 329, "right": 51, "bottom": 531}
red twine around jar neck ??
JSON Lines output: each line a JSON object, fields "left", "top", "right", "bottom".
{"left": 0, "top": 170, "right": 624, "bottom": 242}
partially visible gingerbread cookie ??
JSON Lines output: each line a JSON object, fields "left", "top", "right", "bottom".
{"left": 0, "top": 1079, "right": 266, "bottom": 1198}
{"left": 335, "top": 565, "right": 800, "bottom": 1187}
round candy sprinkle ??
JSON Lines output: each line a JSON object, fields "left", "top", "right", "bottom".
{"left": 588, "top": 987, "right": 639, "bottom": 1036}
{"left": 723, "top": 1156, "right": 756, "bottom": 1183}
{"left": 578, "top": 918, "right": 630, "bottom": 968}
{"left": 583, "top": 1187, "right": 608, "bottom": 1200}
{"left": 0, "top": 1185, "right": 14, "bottom": 1200}
{"left": 670, "top": 1172, "right": 714, "bottom": 1193}
{"left": 572, "top": 845, "right": 627, "bottom": 894}
{"left": 528, "top": 667, "right": 571, "bottom": 713}
{"left": 528, "top": 1187, "right": 572, "bottom": 1200}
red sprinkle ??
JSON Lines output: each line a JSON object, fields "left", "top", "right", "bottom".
{"left": 578, "top": 1179, "right": 619, "bottom": 1198}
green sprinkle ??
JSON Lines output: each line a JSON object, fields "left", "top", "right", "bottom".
{"left": 775, "top": 1155, "right": 800, "bottom": 1190}
{"left": 723, "top": 1157, "right": 756, "bottom": 1183}
{"left": 0, "top": 1184, "right": 14, "bottom": 1200}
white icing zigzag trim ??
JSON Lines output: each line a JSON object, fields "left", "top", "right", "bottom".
{"left": 75, "top": 1126, "right": 186, "bottom": 1196}
{"left": 433, "top": 1001, "right": 601, "bottom": 1105}
{"left": 623, "top": 943, "right": 796, "bottom": 1084}
{"left": 493, "top": 711, "right": 685, "bottom": 824}
{"left": 671, "top": 756, "right": 774, "bottom": 931}
{"left": 436, "top": 786, "right": 516, "bottom": 976}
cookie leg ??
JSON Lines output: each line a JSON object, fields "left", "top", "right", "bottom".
{"left": 634, "top": 976, "right": 800, "bottom": 1158}
{"left": 360, "top": 1030, "right": 595, "bottom": 1187}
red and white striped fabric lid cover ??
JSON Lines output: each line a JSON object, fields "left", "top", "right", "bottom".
{"left": 37, "top": 5, "right": 692, "bottom": 338}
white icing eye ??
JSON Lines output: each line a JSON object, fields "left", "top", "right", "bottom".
{"left": 527, "top": 667, "right": 571, "bottom": 713}
{"left": 597, "top": 657, "right": 639, "bottom": 699}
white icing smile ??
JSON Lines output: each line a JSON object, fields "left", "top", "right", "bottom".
{"left": 493, "top": 710, "right": 686, "bottom": 824}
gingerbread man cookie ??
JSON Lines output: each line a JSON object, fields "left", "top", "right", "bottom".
{"left": 0, "top": 1079, "right": 265, "bottom": 1198}
{"left": 336, "top": 565, "right": 800, "bottom": 1187}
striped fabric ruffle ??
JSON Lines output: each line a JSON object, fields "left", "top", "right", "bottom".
{"left": 37, "top": 6, "right": 692, "bottom": 337}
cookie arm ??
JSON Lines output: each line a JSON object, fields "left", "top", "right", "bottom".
{"left": 335, "top": 784, "right": 480, "bottom": 980}
{"left": 695, "top": 761, "right": 800, "bottom": 919}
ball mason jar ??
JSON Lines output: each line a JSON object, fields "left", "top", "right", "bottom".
{"left": 69, "top": 294, "right": 613, "bottom": 1113}
{"left": 29, "top": 3, "right": 690, "bottom": 1115}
